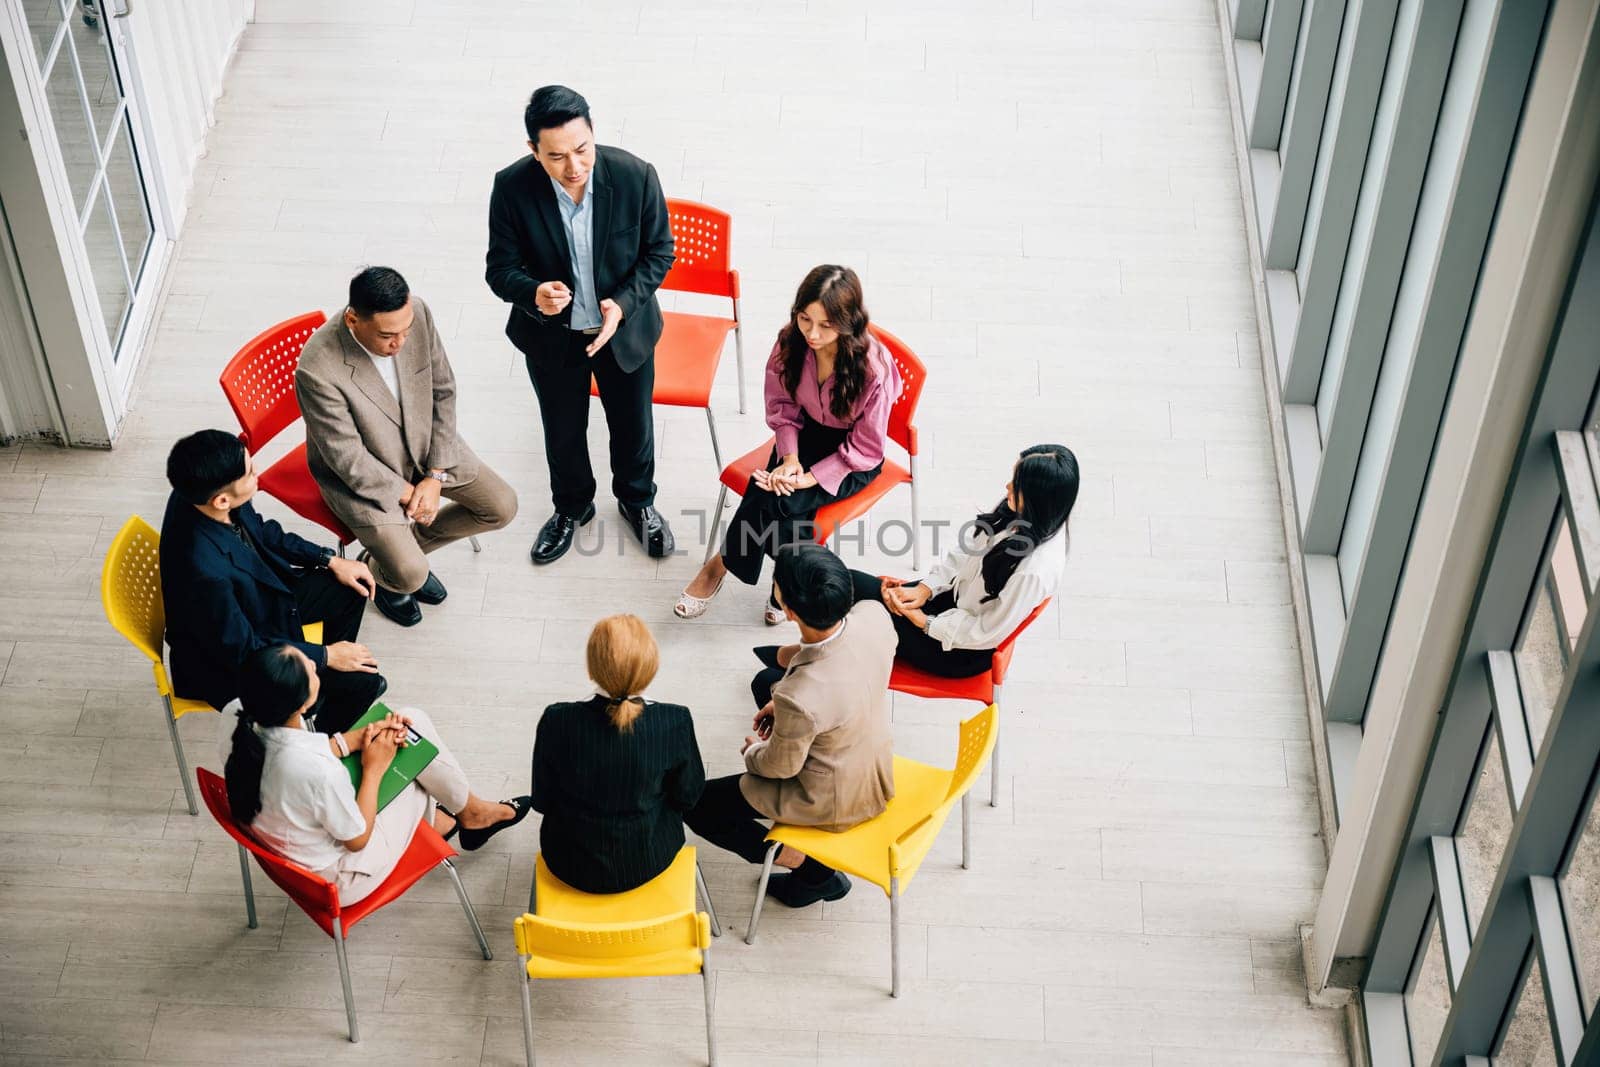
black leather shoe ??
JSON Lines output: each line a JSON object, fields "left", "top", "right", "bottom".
{"left": 531, "top": 504, "right": 595, "bottom": 565}
{"left": 618, "top": 502, "right": 675, "bottom": 558}
{"left": 767, "top": 870, "right": 852, "bottom": 909}
{"left": 374, "top": 586, "right": 422, "bottom": 627}
{"left": 414, "top": 572, "right": 447, "bottom": 605}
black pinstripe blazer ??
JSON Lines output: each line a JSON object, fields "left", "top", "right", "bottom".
{"left": 530, "top": 696, "right": 706, "bottom": 894}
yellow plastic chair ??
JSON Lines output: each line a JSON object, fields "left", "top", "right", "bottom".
{"left": 516, "top": 846, "right": 718, "bottom": 1066}
{"left": 101, "top": 515, "right": 323, "bottom": 816}
{"left": 744, "top": 705, "right": 998, "bottom": 997}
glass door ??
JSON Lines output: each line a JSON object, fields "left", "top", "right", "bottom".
{"left": 21, "top": 0, "right": 155, "bottom": 361}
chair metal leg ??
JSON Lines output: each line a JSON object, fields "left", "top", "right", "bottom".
{"left": 337, "top": 542, "right": 347, "bottom": 558}
{"left": 990, "top": 684, "right": 1003, "bottom": 808}
{"left": 909, "top": 454, "right": 922, "bottom": 571}
{"left": 162, "top": 696, "right": 198, "bottom": 816}
{"left": 703, "top": 484, "right": 730, "bottom": 564}
{"left": 696, "top": 862, "right": 722, "bottom": 938}
{"left": 237, "top": 844, "right": 258, "bottom": 929}
{"left": 518, "top": 956, "right": 537, "bottom": 1067}
{"left": 332, "top": 918, "right": 359, "bottom": 1042}
{"left": 890, "top": 876, "right": 901, "bottom": 998}
{"left": 745, "top": 843, "right": 778, "bottom": 945}
{"left": 704, "top": 407, "right": 724, "bottom": 474}
{"left": 961, "top": 793, "right": 972, "bottom": 870}
{"left": 441, "top": 858, "right": 492, "bottom": 960}
{"left": 529, "top": 874, "right": 537, "bottom": 916}
{"left": 469, "top": 535, "right": 483, "bottom": 552}
{"left": 702, "top": 961, "right": 718, "bottom": 1065}
{"left": 732, "top": 303, "right": 746, "bottom": 415}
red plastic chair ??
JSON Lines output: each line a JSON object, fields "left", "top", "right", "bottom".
{"left": 219, "top": 311, "right": 355, "bottom": 551}
{"left": 590, "top": 199, "right": 745, "bottom": 471}
{"left": 703, "top": 324, "right": 925, "bottom": 568}
{"left": 196, "top": 767, "right": 491, "bottom": 1042}
{"left": 887, "top": 597, "right": 1052, "bottom": 813}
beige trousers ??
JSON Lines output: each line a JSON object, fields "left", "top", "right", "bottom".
{"left": 353, "top": 457, "right": 519, "bottom": 594}
{"left": 330, "top": 707, "right": 472, "bottom": 905}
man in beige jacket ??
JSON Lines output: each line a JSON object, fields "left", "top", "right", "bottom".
{"left": 296, "top": 267, "right": 518, "bottom": 627}
{"left": 685, "top": 543, "right": 896, "bottom": 908}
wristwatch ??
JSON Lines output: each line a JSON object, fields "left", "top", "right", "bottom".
{"left": 428, "top": 469, "right": 451, "bottom": 485}
{"left": 316, "top": 546, "right": 336, "bottom": 568}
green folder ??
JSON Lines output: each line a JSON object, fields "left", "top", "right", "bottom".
{"left": 340, "top": 702, "right": 439, "bottom": 812}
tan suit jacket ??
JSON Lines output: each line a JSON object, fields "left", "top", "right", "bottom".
{"left": 295, "top": 298, "right": 478, "bottom": 529}
{"left": 740, "top": 601, "right": 897, "bottom": 830}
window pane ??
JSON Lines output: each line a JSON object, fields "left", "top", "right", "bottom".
{"left": 81, "top": 186, "right": 130, "bottom": 345}
{"left": 1516, "top": 572, "right": 1568, "bottom": 755}
{"left": 23, "top": 0, "right": 64, "bottom": 70}
{"left": 103, "top": 118, "right": 152, "bottom": 294}
{"left": 1494, "top": 953, "right": 1559, "bottom": 1066}
{"left": 66, "top": 6, "right": 119, "bottom": 152}
{"left": 43, "top": 24, "right": 97, "bottom": 213}
{"left": 1407, "top": 909, "right": 1452, "bottom": 1067}
{"left": 1458, "top": 727, "right": 1514, "bottom": 937}
{"left": 1561, "top": 785, "right": 1600, "bottom": 1020}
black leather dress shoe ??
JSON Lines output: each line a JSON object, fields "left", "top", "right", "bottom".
{"left": 374, "top": 586, "right": 422, "bottom": 627}
{"left": 618, "top": 502, "right": 675, "bottom": 558}
{"left": 531, "top": 504, "right": 595, "bottom": 565}
{"left": 768, "top": 870, "right": 852, "bottom": 909}
{"left": 414, "top": 572, "right": 447, "bottom": 605}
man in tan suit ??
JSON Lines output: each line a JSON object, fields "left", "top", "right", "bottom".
{"left": 296, "top": 267, "right": 518, "bottom": 627}
{"left": 686, "top": 543, "right": 896, "bottom": 908}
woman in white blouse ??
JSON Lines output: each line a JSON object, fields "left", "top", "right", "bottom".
{"left": 849, "top": 443, "right": 1078, "bottom": 676}
{"left": 219, "top": 645, "right": 531, "bottom": 903}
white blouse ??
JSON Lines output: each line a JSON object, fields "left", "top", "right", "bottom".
{"left": 216, "top": 704, "right": 364, "bottom": 875}
{"left": 920, "top": 527, "right": 1066, "bottom": 652}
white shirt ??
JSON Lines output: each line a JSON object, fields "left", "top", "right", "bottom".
{"left": 920, "top": 527, "right": 1067, "bottom": 651}
{"left": 349, "top": 327, "right": 401, "bottom": 403}
{"left": 216, "top": 702, "right": 364, "bottom": 875}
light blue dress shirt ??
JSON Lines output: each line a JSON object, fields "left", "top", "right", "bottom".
{"left": 550, "top": 177, "right": 601, "bottom": 330}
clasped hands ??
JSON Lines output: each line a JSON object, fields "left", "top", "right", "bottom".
{"left": 753, "top": 455, "right": 818, "bottom": 497}
{"left": 332, "top": 710, "right": 415, "bottom": 769}
{"left": 399, "top": 477, "right": 443, "bottom": 525}
{"left": 534, "top": 281, "right": 622, "bottom": 356}
{"left": 879, "top": 576, "right": 931, "bottom": 631}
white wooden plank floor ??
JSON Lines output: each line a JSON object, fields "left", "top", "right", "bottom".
{"left": 0, "top": 0, "right": 1350, "bottom": 1062}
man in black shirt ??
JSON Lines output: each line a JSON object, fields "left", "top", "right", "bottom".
{"left": 159, "top": 429, "right": 386, "bottom": 733}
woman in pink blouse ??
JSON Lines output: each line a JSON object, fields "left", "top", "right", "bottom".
{"left": 675, "top": 265, "right": 901, "bottom": 623}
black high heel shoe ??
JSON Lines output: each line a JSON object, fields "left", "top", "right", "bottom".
{"left": 457, "top": 796, "right": 533, "bottom": 852}
{"left": 752, "top": 645, "right": 783, "bottom": 670}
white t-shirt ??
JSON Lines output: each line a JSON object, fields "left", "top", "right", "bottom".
{"left": 216, "top": 703, "right": 364, "bottom": 875}
{"left": 348, "top": 327, "right": 400, "bottom": 402}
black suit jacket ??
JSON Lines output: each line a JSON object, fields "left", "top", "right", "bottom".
{"left": 485, "top": 146, "right": 675, "bottom": 373}
{"left": 159, "top": 492, "right": 328, "bottom": 710}
{"left": 530, "top": 696, "right": 706, "bottom": 894}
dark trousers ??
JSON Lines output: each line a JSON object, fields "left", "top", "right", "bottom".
{"left": 293, "top": 568, "right": 385, "bottom": 734}
{"left": 721, "top": 419, "right": 878, "bottom": 587}
{"left": 684, "top": 775, "right": 837, "bottom": 883}
{"left": 848, "top": 569, "right": 995, "bottom": 679}
{"left": 523, "top": 332, "right": 655, "bottom": 517}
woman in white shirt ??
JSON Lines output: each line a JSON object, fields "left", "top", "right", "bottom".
{"left": 832, "top": 443, "right": 1077, "bottom": 678}
{"left": 221, "top": 645, "right": 531, "bottom": 904}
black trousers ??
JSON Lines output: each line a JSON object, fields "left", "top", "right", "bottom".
{"left": 523, "top": 331, "right": 655, "bottom": 517}
{"left": 684, "top": 774, "right": 837, "bottom": 883}
{"left": 721, "top": 418, "right": 879, "bottom": 587}
{"left": 847, "top": 569, "right": 995, "bottom": 679}
{"left": 293, "top": 568, "right": 385, "bottom": 734}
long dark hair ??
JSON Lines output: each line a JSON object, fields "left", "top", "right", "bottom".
{"left": 775, "top": 265, "right": 873, "bottom": 420}
{"left": 225, "top": 647, "right": 314, "bottom": 824}
{"left": 973, "top": 444, "right": 1080, "bottom": 601}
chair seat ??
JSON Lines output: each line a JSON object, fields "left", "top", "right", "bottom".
{"left": 264, "top": 821, "right": 455, "bottom": 938}
{"left": 523, "top": 935, "right": 705, "bottom": 981}
{"left": 767, "top": 755, "right": 952, "bottom": 896}
{"left": 589, "top": 311, "right": 735, "bottom": 408}
{"left": 719, "top": 437, "right": 913, "bottom": 543}
{"left": 257, "top": 443, "right": 355, "bottom": 545}
{"left": 889, "top": 660, "right": 995, "bottom": 705}
{"left": 170, "top": 694, "right": 217, "bottom": 717}
{"left": 534, "top": 847, "right": 697, "bottom": 925}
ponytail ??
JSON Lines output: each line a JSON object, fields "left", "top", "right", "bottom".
{"left": 227, "top": 645, "right": 315, "bottom": 824}
{"left": 606, "top": 695, "right": 646, "bottom": 734}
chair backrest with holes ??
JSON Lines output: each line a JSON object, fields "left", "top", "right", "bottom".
{"left": 991, "top": 597, "right": 1052, "bottom": 686}
{"left": 868, "top": 325, "right": 925, "bottom": 459}
{"left": 219, "top": 311, "right": 328, "bottom": 451}
{"left": 662, "top": 200, "right": 738, "bottom": 300}
{"left": 197, "top": 767, "right": 342, "bottom": 918}
{"left": 945, "top": 705, "right": 999, "bottom": 804}
{"left": 101, "top": 514, "right": 165, "bottom": 666}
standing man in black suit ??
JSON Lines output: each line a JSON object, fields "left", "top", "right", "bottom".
{"left": 159, "top": 429, "right": 386, "bottom": 734}
{"left": 486, "top": 85, "right": 677, "bottom": 564}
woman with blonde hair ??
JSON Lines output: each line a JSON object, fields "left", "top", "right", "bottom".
{"left": 529, "top": 614, "right": 707, "bottom": 893}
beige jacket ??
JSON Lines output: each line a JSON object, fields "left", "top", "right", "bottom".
{"left": 740, "top": 601, "right": 897, "bottom": 829}
{"left": 295, "top": 298, "right": 477, "bottom": 529}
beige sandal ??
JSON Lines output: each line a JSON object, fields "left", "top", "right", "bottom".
{"left": 674, "top": 575, "right": 725, "bottom": 619}
{"left": 763, "top": 602, "right": 786, "bottom": 626}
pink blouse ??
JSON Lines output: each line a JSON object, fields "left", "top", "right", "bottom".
{"left": 764, "top": 335, "right": 902, "bottom": 495}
